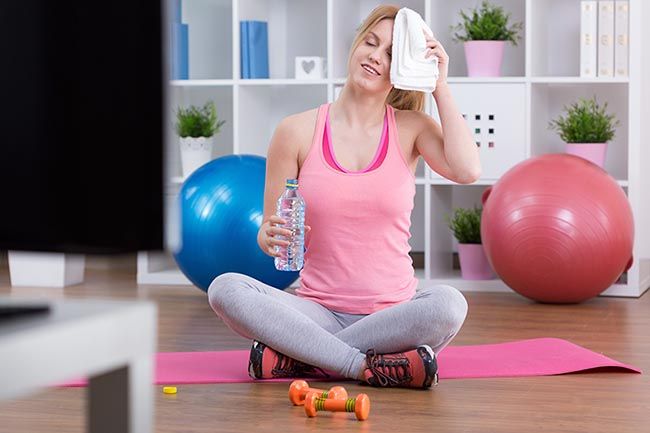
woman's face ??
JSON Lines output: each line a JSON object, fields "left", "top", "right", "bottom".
{"left": 349, "top": 19, "right": 393, "bottom": 93}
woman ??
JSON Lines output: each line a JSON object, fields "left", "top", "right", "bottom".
{"left": 208, "top": 5, "right": 480, "bottom": 389}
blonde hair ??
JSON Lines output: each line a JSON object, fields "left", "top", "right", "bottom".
{"left": 347, "top": 4, "right": 425, "bottom": 112}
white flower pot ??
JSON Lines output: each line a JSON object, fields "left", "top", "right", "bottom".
{"left": 179, "top": 136, "right": 214, "bottom": 178}
{"left": 8, "top": 251, "right": 85, "bottom": 287}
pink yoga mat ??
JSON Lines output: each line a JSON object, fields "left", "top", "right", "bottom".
{"left": 62, "top": 338, "right": 640, "bottom": 387}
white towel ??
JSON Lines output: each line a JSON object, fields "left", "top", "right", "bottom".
{"left": 390, "top": 7, "right": 440, "bottom": 93}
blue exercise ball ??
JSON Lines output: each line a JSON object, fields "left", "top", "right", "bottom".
{"left": 172, "top": 154, "right": 299, "bottom": 292}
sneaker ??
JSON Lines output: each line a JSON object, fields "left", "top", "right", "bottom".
{"left": 248, "top": 340, "right": 330, "bottom": 380}
{"left": 362, "top": 344, "right": 438, "bottom": 389}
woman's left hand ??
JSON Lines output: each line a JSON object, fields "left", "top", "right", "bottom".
{"left": 423, "top": 29, "right": 449, "bottom": 87}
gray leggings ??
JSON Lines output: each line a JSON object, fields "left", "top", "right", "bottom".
{"left": 208, "top": 272, "right": 468, "bottom": 380}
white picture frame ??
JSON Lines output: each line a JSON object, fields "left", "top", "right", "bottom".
{"left": 295, "top": 56, "right": 325, "bottom": 79}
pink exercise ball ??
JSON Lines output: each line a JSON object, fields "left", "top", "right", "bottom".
{"left": 481, "top": 153, "right": 634, "bottom": 304}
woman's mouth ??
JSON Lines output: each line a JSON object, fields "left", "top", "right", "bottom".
{"left": 361, "top": 64, "right": 380, "bottom": 76}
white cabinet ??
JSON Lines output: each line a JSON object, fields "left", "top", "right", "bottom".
{"left": 139, "top": 0, "right": 650, "bottom": 298}
{"left": 431, "top": 83, "right": 527, "bottom": 180}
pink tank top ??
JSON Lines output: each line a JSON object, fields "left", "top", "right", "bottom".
{"left": 296, "top": 103, "right": 418, "bottom": 314}
{"left": 323, "top": 103, "right": 388, "bottom": 173}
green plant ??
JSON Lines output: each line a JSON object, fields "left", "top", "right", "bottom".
{"left": 548, "top": 96, "right": 619, "bottom": 143}
{"left": 451, "top": 0, "right": 523, "bottom": 45}
{"left": 446, "top": 206, "right": 483, "bottom": 244}
{"left": 175, "top": 101, "right": 226, "bottom": 138}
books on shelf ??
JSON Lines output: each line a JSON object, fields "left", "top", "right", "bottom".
{"left": 240, "top": 21, "right": 249, "bottom": 78}
{"left": 614, "top": 0, "right": 629, "bottom": 77}
{"left": 172, "top": 23, "right": 189, "bottom": 80}
{"left": 170, "top": 0, "right": 188, "bottom": 80}
{"left": 598, "top": 0, "right": 615, "bottom": 77}
{"left": 240, "top": 21, "right": 269, "bottom": 79}
{"left": 580, "top": 1, "right": 598, "bottom": 77}
{"left": 581, "top": 0, "right": 628, "bottom": 78}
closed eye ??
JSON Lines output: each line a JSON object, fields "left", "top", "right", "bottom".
{"left": 366, "top": 41, "right": 391, "bottom": 57}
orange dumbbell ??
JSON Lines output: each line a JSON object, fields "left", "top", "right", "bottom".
{"left": 304, "top": 391, "right": 370, "bottom": 421}
{"left": 288, "top": 380, "right": 348, "bottom": 406}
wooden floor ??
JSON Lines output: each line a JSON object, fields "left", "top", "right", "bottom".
{"left": 0, "top": 261, "right": 649, "bottom": 433}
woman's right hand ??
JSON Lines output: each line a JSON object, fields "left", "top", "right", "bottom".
{"left": 259, "top": 215, "right": 291, "bottom": 257}
{"left": 258, "top": 215, "right": 311, "bottom": 257}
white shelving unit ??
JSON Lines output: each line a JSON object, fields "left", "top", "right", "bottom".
{"left": 139, "top": 0, "right": 650, "bottom": 298}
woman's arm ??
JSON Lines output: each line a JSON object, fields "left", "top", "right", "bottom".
{"left": 414, "top": 31, "right": 481, "bottom": 184}
{"left": 258, "top": 117, "right": 299, "bottom": 253}
{"left": 413, "top": 88, "right": 481, "bottom": 184}
{"left": 435, "top": 83, "right": 481, "bottom": 182}
{"left": 262, "top": 116, "right": 301, "bottom": 223}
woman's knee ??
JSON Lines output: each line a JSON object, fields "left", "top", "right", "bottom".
{"left": 448, "top": 286, "right": 469, "bottom": 330}
{"left": 420, "top": 285, "right": 469, "bottom": 332}
{"left": 207, "top": 272, "right": 248, "bottom": 313}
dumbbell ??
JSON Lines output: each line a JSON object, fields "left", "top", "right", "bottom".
{"left": 288, "top": 380, "right": 348, "bottom": 406}
{"left": 304, "top": 391, "right": 370, "bottom": 421}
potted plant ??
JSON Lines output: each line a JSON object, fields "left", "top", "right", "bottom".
{"left": 451, "top": 0, "right": 523, "bottom": 77}
{"left": 446, "top": 205, "right": 495, "bottom": 280}
{"left": 175, "top": 101, "right": 226, "bottom": 178}
{"left": 548, "top": 96, "right": 619, "bottom": 168}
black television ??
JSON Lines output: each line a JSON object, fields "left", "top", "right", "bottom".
{"left": 0, "top": 1, "right": 166, "bottom": 254}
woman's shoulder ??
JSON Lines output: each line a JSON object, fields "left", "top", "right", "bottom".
{"left": 279, "top": 107, "right": 321, "bottom": 141}
{"left": 284, "top": 107, "right": 319, "bottom": 130}
{"left": 393, "top": 107, "right": 431, "bottom": 142}
{"left": 394, "top": 107, "right": 429, "bottom": 128}
{"left": 271, "top": 107, "right": 322, "bottom": 167}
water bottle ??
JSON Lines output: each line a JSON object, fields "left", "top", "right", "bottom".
{"left": 274, "top": 178, "right": 306, "bottom": 271}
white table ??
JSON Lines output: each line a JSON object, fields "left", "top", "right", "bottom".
{"left": 0, "top": 297, "right": 157, "bottom": 433}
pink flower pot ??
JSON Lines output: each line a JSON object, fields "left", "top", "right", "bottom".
{"left": 463, "top": 41, "right": 505, "bottom": 77}
{"left": 565, "top": 142, "right": 608, "bottom": 168}
{"left": 458, "top": 243, "right": 496, "bottom": 280}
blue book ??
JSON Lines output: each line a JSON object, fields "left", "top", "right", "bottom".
{"left": 172, "top": 22, "right": 189, "bottom": 79}
{"left": 178, "top": 23, "right": 189, "bottom": 79}
{"left": 248, "top": 21, "right": 269, "bottom": 78}
{"left": 240, "top": 21, "right": 250, "bottom": 79}
{"left": 169, "top": 0, "right": 188, "bottom": 80}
